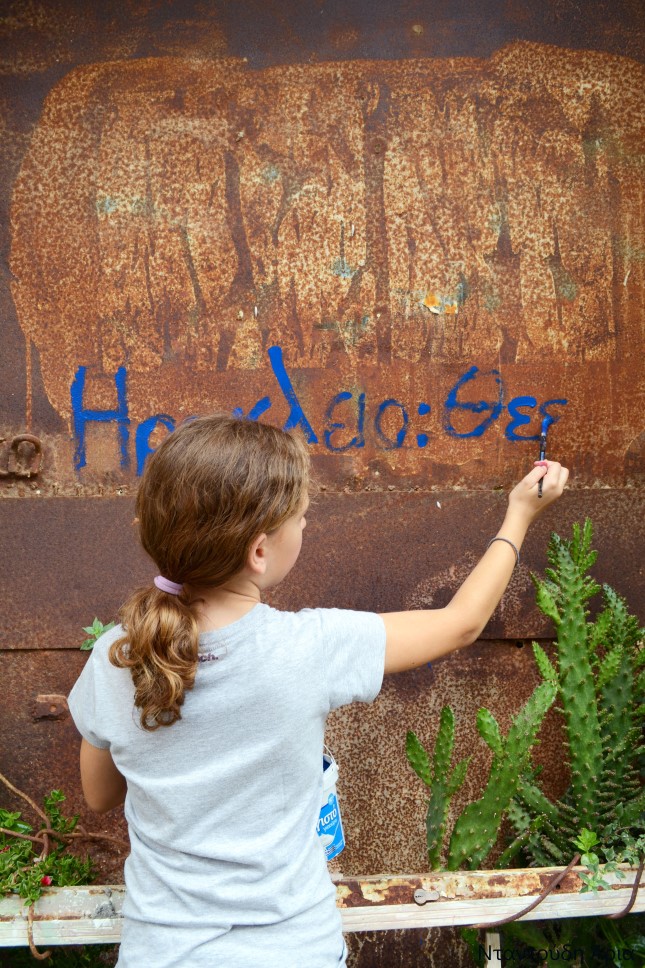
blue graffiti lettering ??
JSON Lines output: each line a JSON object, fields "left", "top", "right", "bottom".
{"left": 505, "top": 395, "right": 538, "bottom": 441}
{"left": 539, "top": 399, "right": 568, "bottom": 429}
{"left": 267, "top": 346, "right": 318, "bottom": 443}
{"left": 374, "top": 399, "right": 409, "bottom": 449}
{"left": 444, "top": 366, "right": 504, "bottom": 438}
{"left": 70, "top": 350, "right": 568, "bottom": 474}
{"left": 70, "top": 366, "right": 130, "bottom": 470}
{"left": 135, "top": 414, "right": 176, "bottom": 476}
{"left": 324, "top": 392, "right": 366, "bottom": 452}
{"left": 232, "top": 396, "right": 272, "bottom": 421}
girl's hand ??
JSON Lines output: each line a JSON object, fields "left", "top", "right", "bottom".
{"left": 507, "top": 459, "right": 569, "bottom": 524}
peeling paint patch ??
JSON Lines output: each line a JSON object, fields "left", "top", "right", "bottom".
{"left": 331, "top": 256, "right": 357, "bottom": 279}
{"left": 423, "top": 291, "right": 459, "bottom": 315}
{"left": 261, "top": 163, "right": 280, "bottom": 183}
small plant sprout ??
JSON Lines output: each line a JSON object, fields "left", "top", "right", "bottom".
{"left": 573, "top": 829, "right": 626, "bottom": 893}
{"left": 80, "top": 618, "right": 115, "bottom": 651}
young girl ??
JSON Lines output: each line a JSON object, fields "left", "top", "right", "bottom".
{"left": 68, "top": 413, "right": 568, "bottom": 968}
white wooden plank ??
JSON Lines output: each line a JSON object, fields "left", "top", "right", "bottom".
{"left": 339, "top": 888, "right": 644, "bottom": 932}
{"left": 0, "top": 870, "right": 642, "bottom": 947}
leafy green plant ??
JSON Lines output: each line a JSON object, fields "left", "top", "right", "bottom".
{"left": 499, "top": 521, "right": 644, "bottom": 966}
{"left": 1, "top": 772, "right": 128, "bottom": 961}
{"left": 80, "top": 619, "right": 115, "bottom": 651}
{"left": 0, "top": 791, "right": 93, "bottom": 905}
{"left": 572, "top": 828, "right": 627, "bottom": 893}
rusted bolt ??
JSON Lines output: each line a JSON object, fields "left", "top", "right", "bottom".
{"left": 8, "top": 434, "right": 43, "bottom": 478}
{"left": 32, "top": 695, "right": 69, "bottom": 722}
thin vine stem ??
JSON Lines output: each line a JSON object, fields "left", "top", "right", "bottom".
{"left": 0, "top": 771, "right": 49, "bottom": 824}
{"left": 606, "top": 856, "right": 644, "bottom": 919}
{"left": 27, "top": 903, "right": 52, "bottom": 961}
{"left": 472, "top": 854, "right": 581, "bottom": 930}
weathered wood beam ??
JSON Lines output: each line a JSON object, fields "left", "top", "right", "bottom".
{"left": 1, "top": 868, "right": 642, "bottom": 947}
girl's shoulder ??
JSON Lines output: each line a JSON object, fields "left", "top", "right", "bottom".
{"left": 81, "top": 623, "right": 126, "bottom": 666}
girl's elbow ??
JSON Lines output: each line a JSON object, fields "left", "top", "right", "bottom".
{"left": 444, "top": 609, "right": 482, "bottom": 651}
{"left": 84, "top": 795, "right": 109, "bottom": 814}
{"left": 84, "top": 792, "right": 124, "bottom": 814}
{"left": 81, "top": 780, "right": 126, "bottom": 814}
{"left": 455, "top": 627, "right": 480, "bottom": 651}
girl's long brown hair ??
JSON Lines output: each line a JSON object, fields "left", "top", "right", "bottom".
{"left": 109, "top": 414, "right": 310, "bottom": 730}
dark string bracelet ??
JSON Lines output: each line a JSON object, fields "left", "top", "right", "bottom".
{"left": 487, "top": 536, "right": 520, "bottom": 567}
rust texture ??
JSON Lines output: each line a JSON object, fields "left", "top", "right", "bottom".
{"left": 1, "top": 489, "right": 641, "bottom": 651}
{"left": 3, "top": 42, "right": 644, "bottom": 489}
{"left": 335, "top": 867, "right": 604, "bottom": 908}
{"left": 1, "top": 3, "right": 644, "bottom": 966}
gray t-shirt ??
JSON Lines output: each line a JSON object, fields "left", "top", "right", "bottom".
{"left": 68, "top": 604, "right": 386, "bottom": 968}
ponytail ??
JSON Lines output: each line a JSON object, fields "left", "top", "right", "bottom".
{"left": 110, "top": 586, "right": 199, "bottom": 731}
{"left": 108, "top": 413, "right": 310, "bottom": 731}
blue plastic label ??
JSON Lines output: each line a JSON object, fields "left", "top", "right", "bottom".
{"left": 317, "top": 791, "right": 345, "bottom": 860}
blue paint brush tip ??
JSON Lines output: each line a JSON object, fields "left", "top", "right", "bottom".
{"left": 541, "top": 417, "right": 550, "bottom": 436}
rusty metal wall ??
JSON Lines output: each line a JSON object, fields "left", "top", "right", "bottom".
{"left": 1, "top": 2, "right": 644, "bottom": 965}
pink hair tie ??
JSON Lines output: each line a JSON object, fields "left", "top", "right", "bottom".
{"left": 154, "top": 575, "right": 183, "bottom": 595}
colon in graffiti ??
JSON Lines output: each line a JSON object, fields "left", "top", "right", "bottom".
{"left": 70, "top": 346, "right": 567, "bottom": 474}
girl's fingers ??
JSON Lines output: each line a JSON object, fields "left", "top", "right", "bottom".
{"left": 535, "top": 460, "right": 568, "bottom": 495}
{"left": 525, "top": 462, "right": 550, "bottom": 487}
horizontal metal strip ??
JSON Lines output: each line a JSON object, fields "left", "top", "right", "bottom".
{"left": 0, "top": 490, "right": 642, "bottom": 649}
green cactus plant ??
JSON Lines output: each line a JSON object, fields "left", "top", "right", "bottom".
{"left": 446, "top": 680, "right": 557, "bottom": 870}
{"left": 406, "top": 681, "right": 556, "bottom": 870}
{"left": 511, "top": 520, "right": 645, "bottom": 867}
{"left": 406, "top": 520, "right": 644, "bottom": 966}
{"left": 499, "top": 521, "right": 645, "bottom": 968}
{"left": 406, "top": 706, "right": 471, "bottom": 868}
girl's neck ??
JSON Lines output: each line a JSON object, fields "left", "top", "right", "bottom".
{"left": 189, "top": 580, "right": 262, "bottom": 633}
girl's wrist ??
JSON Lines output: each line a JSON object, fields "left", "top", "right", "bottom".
{"left": 498, "top": 506, "right": 532, "bottom": 546}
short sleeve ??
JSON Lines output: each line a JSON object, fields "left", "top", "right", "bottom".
{"left": 316, "top": 608, "right": 386, "bottom": 711}
{"left": 67, "top": 630, "right": 122, "bottom": 749}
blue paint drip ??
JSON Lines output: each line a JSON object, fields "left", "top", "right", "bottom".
{"left": 71, "top": 366, "right": 130, "bottom": 471}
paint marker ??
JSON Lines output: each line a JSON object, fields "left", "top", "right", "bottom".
{"left": 537, "top": 418, "right": 549, "bottom": 498}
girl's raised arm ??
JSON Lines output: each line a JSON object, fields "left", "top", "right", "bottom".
{"left": 381, "top": 460, "right": 568, "bottom": 674}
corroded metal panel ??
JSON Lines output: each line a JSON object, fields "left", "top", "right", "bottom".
{"left": 3, "top": 44, "right": 644, "bottom": 491}
{"left": 0, "top": 641, "right": 564, "bottom": 880}
{"left": 0, "top": 489, "right": 642, "bottom": 650}
{"left": 1, "top": 4, "right": 644, "bottom": 966}
{"left": 0, "top": 650, "right": 128, "bottom": 886}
